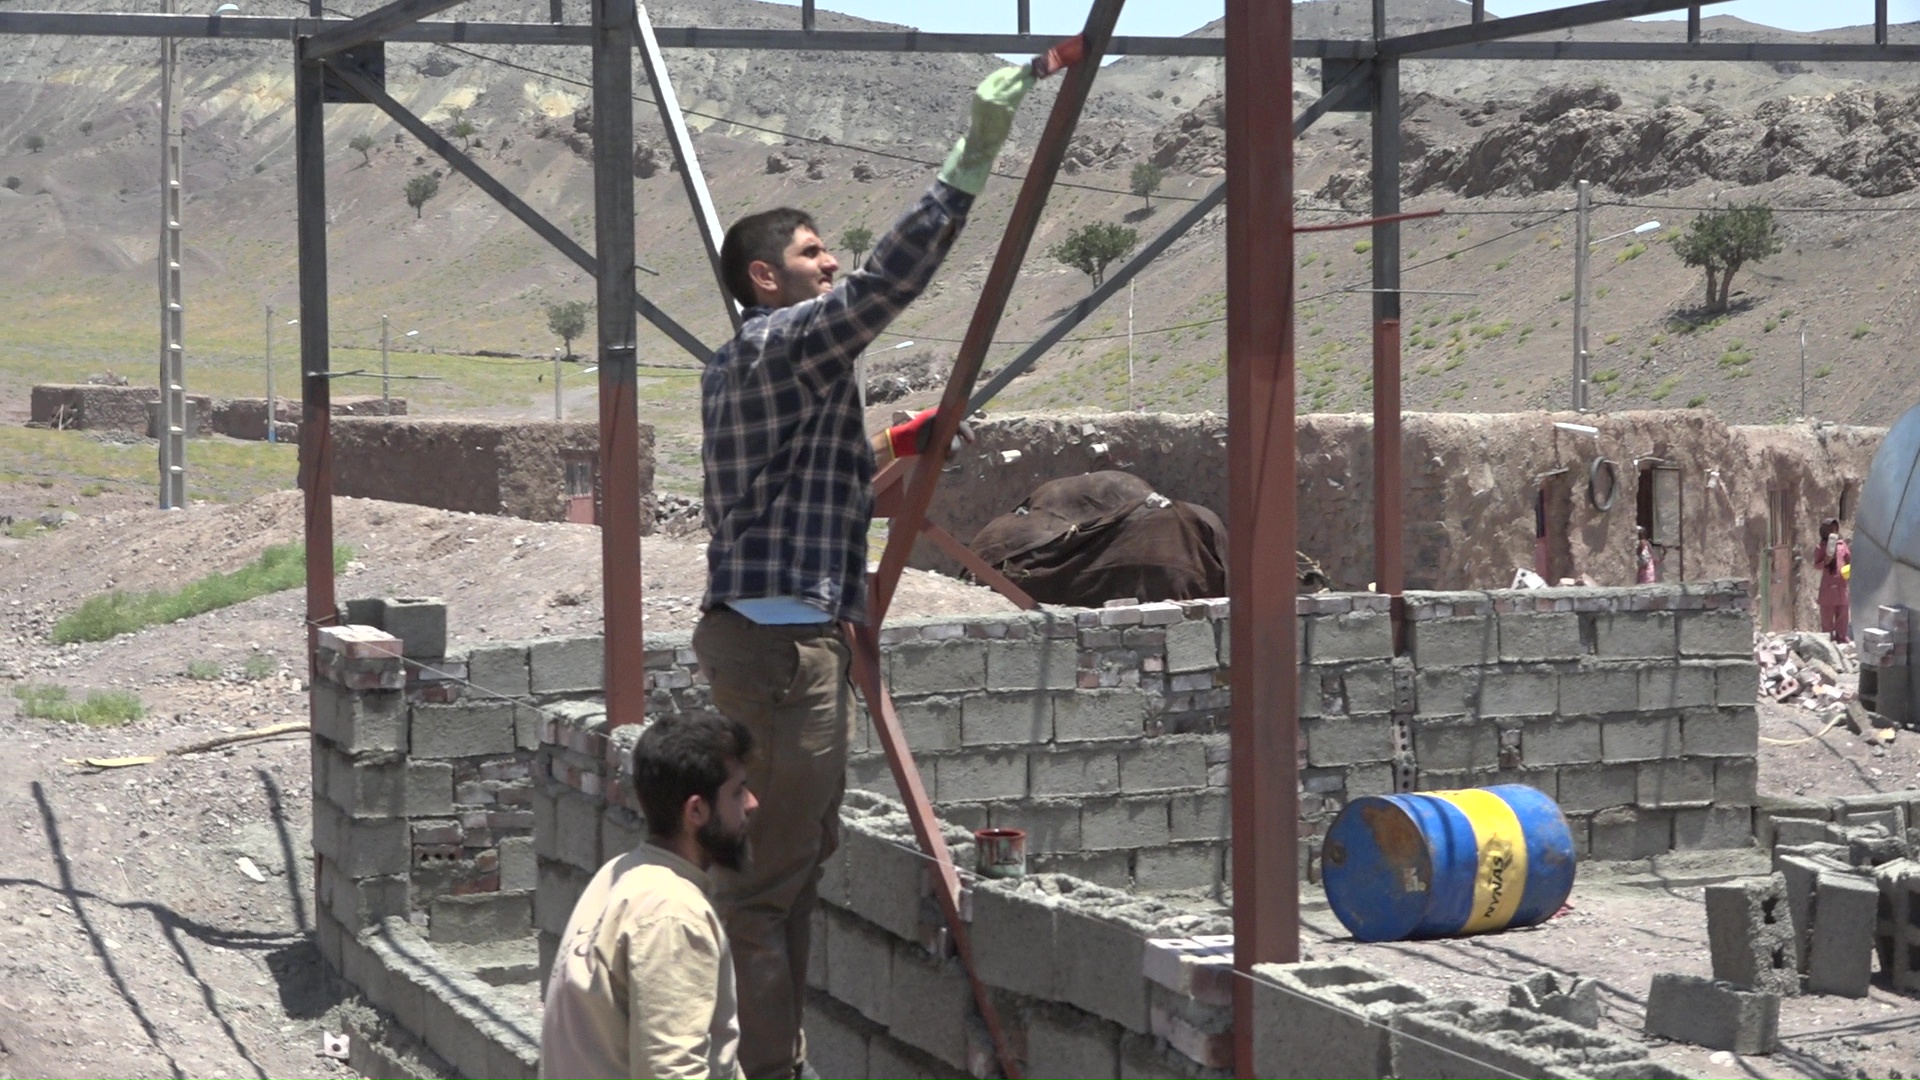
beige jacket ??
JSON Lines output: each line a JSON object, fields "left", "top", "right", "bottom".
{"left": 539, "top": 843, "right": 743, "bottom": 1080}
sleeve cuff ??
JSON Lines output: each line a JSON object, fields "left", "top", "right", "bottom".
{"left": 930, "top": 179, "right": 976, "bottom": 219}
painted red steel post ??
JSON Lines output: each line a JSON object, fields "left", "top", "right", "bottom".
{"left": 1224, "top": 0, "right": 1301, "bottom": 1075}
{"left": 1373, "top": 317, "right": 1405, "bottom": 649}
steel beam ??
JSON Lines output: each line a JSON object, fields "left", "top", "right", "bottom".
{"left": 637, "top": 5, "right": 738, "bottom": 331}
{"left": 1371, "top": 57, "right": 1404, "bottom": 651}
{"left": 294, "top": 49, "right": 337, "bottom": 649}
{"left": 1379, "top": 0, "right": 1728, "bottom": 56}
{"left": 1425, "top": 40, "right": 1920, "bottom": 59}
{"left": 1225, "top": 0, "right": 1300, "bottom": 1075}
{"left": 323, "top": 58, "right": 709, "bottom": 362}
{"left": 301, "top": 0, "right": 470, "bottom": 60}
{"left": 867, "top": 0, "right": 1126, "bottom": 626}
{"left": 1878, "top": 0, "right": 1889, "bottom": 47}
{"left": 966, "top": 60, "right": 1372, "bottom": 415}
{"left": 591, "top": 0, "right": 645, "bottom": 729}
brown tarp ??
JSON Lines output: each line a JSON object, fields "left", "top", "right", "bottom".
{"left": 967, "top": 471, "right": 1228, "bottom": 607}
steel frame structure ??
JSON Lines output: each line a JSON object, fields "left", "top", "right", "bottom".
{"left": 11, "top": 1, "right": 1916, "bottom": 1074}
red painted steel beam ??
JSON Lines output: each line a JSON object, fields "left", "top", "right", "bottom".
{"left": 1225, "top": 0, "right": 1301, "bottom": 1075}
{"left": 866, "top": 0, "right": 1125, "bottom": 625}
{"left": 1374, "top": 317, "right": 1405, "bottom": 647}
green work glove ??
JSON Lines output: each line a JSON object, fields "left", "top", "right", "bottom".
{"left": 938, "top": 65, "right": 1037, "bottom": 196}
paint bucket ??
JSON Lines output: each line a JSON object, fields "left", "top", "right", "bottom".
{"left": 1321, "top": 785, "right": 1576, "bottom": 943}
{"left": 973, "top": 828, "right": 1028, "bottom": 880}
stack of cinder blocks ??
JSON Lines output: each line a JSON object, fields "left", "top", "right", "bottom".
{"left": 1772, "top": 796, "right": 1916, "bottom": 997}
{"left": 1643, "top": 873, "right": 1791, "bottom": 1054}
{"left": 1857, "top": 604, "right": 1911, "bottom": 724}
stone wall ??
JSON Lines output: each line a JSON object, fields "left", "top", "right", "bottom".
{"left": 916, "top": 411, "right": 1876, "bottom": 629}
{"left": 207, "top": 394, "right": 406, "bottom": 441}
{"left": 329, "top": 417, "right": 655, "bottom": 528}
{"left": 28, "top": 383, "right": 211, "bottom": 435}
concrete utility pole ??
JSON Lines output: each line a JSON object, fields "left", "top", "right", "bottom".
{"left": 157, "top": 0, "right": 186, "bottom": 508}
{"left": 381, "top": 314, "right": 391, "bottom": 406}
{"left": 1800, "top": 323, "right": 1809, "bottom": 418}
{"left": 554, "top": 348, "right": 564, "bottom": 419}
{"left": 264, "top": 305, "right": 275, "bottom": 442}
{"left": 1572, "top": 179, "right": 1591, "bottom": 413}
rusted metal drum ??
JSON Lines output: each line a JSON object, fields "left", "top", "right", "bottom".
{"left": 1321, "top": 785, "right": 1576, "bottom": 942}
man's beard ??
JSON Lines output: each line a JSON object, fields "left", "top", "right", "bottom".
{"left": 698, "top": 815, "right": 750, "bottom": 872}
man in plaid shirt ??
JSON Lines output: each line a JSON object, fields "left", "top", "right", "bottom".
{"left": 693, "top": 65, "right": 1037, "bottom": 1080}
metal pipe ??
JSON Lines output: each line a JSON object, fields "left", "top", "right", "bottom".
{"left": 1018, "top": 0, "right": 1030, "bottom": 35}
{"left": 1877, "top": 0, "right": 1888, "bottom": 47}
{"left": 637, "top": 4, "right": 739, "bottom": 331}
{"left": 868, "top": 1, "right": 1125, "bottom": 625}
{"left": 1573, "top": 179, "right": 1591, "bottom": 412}
{"left": 1472, "top": 0, "right": 1485, "bottom": 22}
{"left": 1370, "top": 56, "right": 1405, "bottom": 652}
{"left": 265, "top": 305, "right": 276, "bottom": 443}
{"left": 294, "top": 48, "right": 337, "bottom": 652}
{"left": 591, "top": 0, "right": 645, "bottom": 728}
{"left": 801, "top": 0, "right": 814, "bottom": 32}
{"left": 1225, "top": 0, "right": 1300, "bottom": 1073}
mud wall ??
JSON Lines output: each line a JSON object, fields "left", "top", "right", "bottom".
{"left": 28, "top": 383, "right": 212, "bottom": 435}
{"left": 329, "top": 417, "right": 655, "bottom": 528}
{"left": 208, "top": 395, "right": 406, "bottom": 441}
{"left": 916, "top": 410, "right": 1879, "bottom": 631}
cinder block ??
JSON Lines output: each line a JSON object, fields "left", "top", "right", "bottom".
{"left": 313, "top": 801, "right": 411, "bottom": 878}
{"left": 1715, "top": 661, "right": 1760, "bottom": 706}
{"left": 1680, "top": 610, "right": 1755, "bottom": 658}
{"left": 499, "top": 836, "right": 536, "bottom": 892}
{"left": 887, "top": 946, "right": 972, "bottom": 1067}
{"left": 1773, "top": 852, "right": 1846, "bottom": 973}
{"left": 1409, "top": 615, "right": 1496, "bottom": 668}
{"left": 555, "top": 790, "right": 603, "bottom": 872}
{"left": 992, "top": 799, "right": 1083, "bottom": 853}
{"left": 1556, "top": 667, "right": 1639, "bottom": 717}
{"left": 380, "top": 597, "right": 448, "bottom": 659}
{"left": 1756, "top": 797, "right": 1831, "bottom": 850}
{"left": 1682, "top": 707, "right": 1759, "bottom": 757}
{"left": 1476, "top": 670, "right": 1559, "bottom": 718}
{"left": 1026, "top": 1004, "right": 1123, "bottom": 1080}
{"left": 1304, "top": 716, "right": 1397, "bottom": 767}
{"left": 1807, "top": 871, "right": 1880, "bottom": 998}
{"left": 1251, "top": 960, "right": 1424, "bottom": 1080}
{"left": 825, "top": 909, "right": 894, "bottom": 1027}
{"left": 1117, "top": 742, "right": 1208, "bottom": 792}
{"left": 533, "top": 858, "right": 590, "bottom": 937}
{"left": 842, "top": 826, "right": 925, "bottom": 943}
{"left": 429, "top": 891, "right": 532, "bottom": 944}
{"left": 1590, "top": 806, "right": 1673, "bottom": 860}
{"left": 1412, "top": 721, "right": 1497, "bottom": 773}
{"left": 1309, "top": 612, "right": 1394, "bottom": 663}
{"left": 802, "top": 993, "right": 872, "bottom": 1080}
{"left": 1081, "top": 798, "right": 1171, "bottom": 851}
{"left": 1415, "top": 668, "right": 1476, "bottom": 716}
{"left": 311, "top": 682, "right": 408, "bottom": 756}
{"left": 960, "top": 692, "right": 1051, "bottom": 746}
{"left": 1499, "top": 611, "right": 1584, "bottom": 662}
{"left": 321, "top": 862, "right": 409, "bottom": 928}
{"left": 1555, "top": 764, "right": 1638, "bottom": 814}
{"left": 328, "top": 754, "right": 406, "bottom": 819}
{"left": 1519, "top": 718, "right": 1601, "bottom": 767}
{"left": 528, "top": 636, "right": 603, "bottom": 693}
{"left": 867, "top": 1033, "right": 945, "bottom": 1080}
{"left": 1391, "top": 1000, "right": 1615, "bottom": 1080}
{"left": 466, "top": 644, "right": 530, "bottom": 698}
{"left": 1599, "top": 714, "right": 1680, "bottom": 762}
{"left": 1165, "top": 619, "right": 1218, "bottom": 674}
{"left": 1053, "top": 899, "right": 1154, "bottom": 1030}
{"left": 934, "top": 752, "right": 1027, "bottom": 803}
{"left": 889, "top": 641, "right": 988, "bottom": 695}
{"left": 986, "top": 639, "right": 1076, "bottom": 691}
{"left": 1644, "top": 974, "right": 1778, "bottom": 1054}
{"left": 894, "top": 696, "right": 963, "bottom": 751}
{"left": 1705, "top": 874, "right": 1799, "bottom": 994}
{"left": 1636, "top": 757, "right": 1715, "bottom": 808}
{"left": 1054, "top": 690, "right": 1154, "bottom": 743}
{"left": 1638, "top": 663, "right": 1718, "bottom": 711}
{"left": 1030, "top": 748, "right": 1120, "bottom": 797}
{"left": 1674, "top": 806, "right": 1755, "bottom": 851}
{"left": 1341, "top": 664, "right": 1398, "bottom": 716}
{"left": 411, "top": 701, "right": 518, "bottom": 759}
{"left": 1593, "top": 612, "right": 1677, "bottom": 659}
{"left": 1134, "top": 844, "right": 1222, "bottom": 893}
{"left": 1507, "top": 971, "right": 1600, "bottom": 1028}
{"left": 969, "top": 881, "right": 1058, "bottom": 999}
{"left": 1169, "top": 792, "right": 1230, "bottom": 842}
{"left": 406, "top": 761, "right": 456, "bottom": 817}
{"left": 1716, "top": 758, "right": 1759, "bottom": 805}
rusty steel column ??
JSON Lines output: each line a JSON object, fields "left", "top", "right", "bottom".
{"left": 1371, "top": 53, "right": 1406, "bottom": 649}
{"left": 294, "top": 47, "right": 336, "bottom": 654}
{"left": 591, "top": 0, "right": 645, "bottom": 727}
{"left": 1225, "top": 0, "right": 1300, "bottom": 1075}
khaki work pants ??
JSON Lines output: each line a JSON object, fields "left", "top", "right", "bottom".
{"left": 692, "top": 607, "right": 854, "bottom": 1080}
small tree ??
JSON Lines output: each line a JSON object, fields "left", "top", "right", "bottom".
{"left": 78, "top": 120, "right": 94, "bottom": 137}
{"left": 1130, "top": 161, "right": 1164, "bottom": 211}
{"left": 841, "top": 225, "right": 874, "bottom": 266}
{"left": 24, "top": 135, "right": 45, "bottom": 154}
{"left": 404, "top": 173, "right": 440, "bottom": 219}
{"left": 1049, "top": 221, "right": 1138, "bottom": 287}
{"left": 1671, "top": 203, "right": 1782, "bottom": 313}
{"left": 546, "top": 300, "right": 592, "bottom": 359}
{"left": 350, "top": 133, "right": 375, "bottom": 165}
{"left": 451, "top": 118, "right": 478, "bottom": 150}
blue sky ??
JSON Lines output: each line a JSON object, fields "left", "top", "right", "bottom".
{"left": 763, "top": 1, "right": 1920, "bottom": 37}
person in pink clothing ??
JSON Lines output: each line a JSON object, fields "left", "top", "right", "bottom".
{"left": 1813, "top": 517, "right": 1851, "bottom": 644}
{"left": 1635, "top": 526, "right": 1659, "bottom": 585}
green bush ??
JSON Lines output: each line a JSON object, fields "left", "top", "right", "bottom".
{"left": 54, "top": 543, "right": 352, "bottom": 644}
{"left": 13, "top": 684, "right": 143, "bottom": 726}
{"left": 186, "top": 659, "right": 221, "bottom": 680}
{"left": 243, "top": 653, "right": 279, "bottom": 681}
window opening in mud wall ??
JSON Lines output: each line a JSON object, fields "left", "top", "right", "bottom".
{"left": 1636, "top": 462, "right": 1683, "bottom": 581}
{"left": 1839, "top": 479, "right": 1858, "bottom": 528}
{"left": 1535, "top": 468, "right": 1573, "bottom": 584}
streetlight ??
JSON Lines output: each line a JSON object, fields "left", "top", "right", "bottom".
{"left": 1571, "top": 177, "right": 1659, "bottom": 412}
{"left": 265, "top": 309, "right": 296, "bottom": 442}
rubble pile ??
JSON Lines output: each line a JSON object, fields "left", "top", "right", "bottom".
{"left": 1755, "top": 631, "right": 1856, "bottom": 711}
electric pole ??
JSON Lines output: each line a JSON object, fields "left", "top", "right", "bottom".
{"left": 157, "top": 0, "right": 187, "bottom": 507}
{"left": 1571, "top": 179, "right": 1590, "bottom": 413}
{"left": 265, "top": 305, "right": 276, "bottom": 442}
{"left": 554, "top": 349, "right": 564, "bottom": 420}
{"left": 381, "top": 314, "right": 391, "bottom": 407}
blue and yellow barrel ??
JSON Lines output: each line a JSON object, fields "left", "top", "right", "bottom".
{"left": 1321, "top": 785, "right": 1576, "bottom": 942}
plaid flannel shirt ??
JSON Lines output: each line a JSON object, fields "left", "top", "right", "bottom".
{"left": 701, "top": 181, "right": 973, "bottom": 624}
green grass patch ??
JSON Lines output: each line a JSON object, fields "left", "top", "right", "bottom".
{"left": 1686, "top": 394, "right": 1708, "bottom": 408}
{"left": 13, "top": 684, "right": 144, "bottom": 726}
{"left": 1603, "top": 332, "right": 1622, "bottom": 345}
{"left": 1353, "top": 239, "right": 1373, "bottom": 254}
{"left": 54, "top": 543, "right": 353, "bottom": 644}
{"left": 1615, "top": 243, "right": 1646, "bottom": 263}
{"left": 1649, "top": 374, "right": 1683, "bottom": 402}
{"left": 186, "top": 659, "right": 221, "bottom": 680}
{"left": 1494, "top": 257, "right": 1512, "bottom": 271}
{"left": 1851, "top": 323, "right": 1871, "bottom": 340}
{"left": 243, "top": 653, "right": 278, "bottom": 680}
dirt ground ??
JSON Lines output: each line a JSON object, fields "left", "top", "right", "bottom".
{"left": 0, "top": 483, "right": 1916, "bottom": 1079}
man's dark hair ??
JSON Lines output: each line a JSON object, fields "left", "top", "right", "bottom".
{"left": 633, "top": 715, "right": 754, "bottom": 838}
{"left": 721, "top": 207, "right": 817, "bottom": 307}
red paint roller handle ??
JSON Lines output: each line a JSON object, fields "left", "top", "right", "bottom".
{"left": 1031, "top": 34, "right": 1085, "bottom": 79}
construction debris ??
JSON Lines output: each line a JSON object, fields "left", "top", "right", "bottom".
{"left": 1754, "top": 631, "right": 1858, "bottom": 712}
